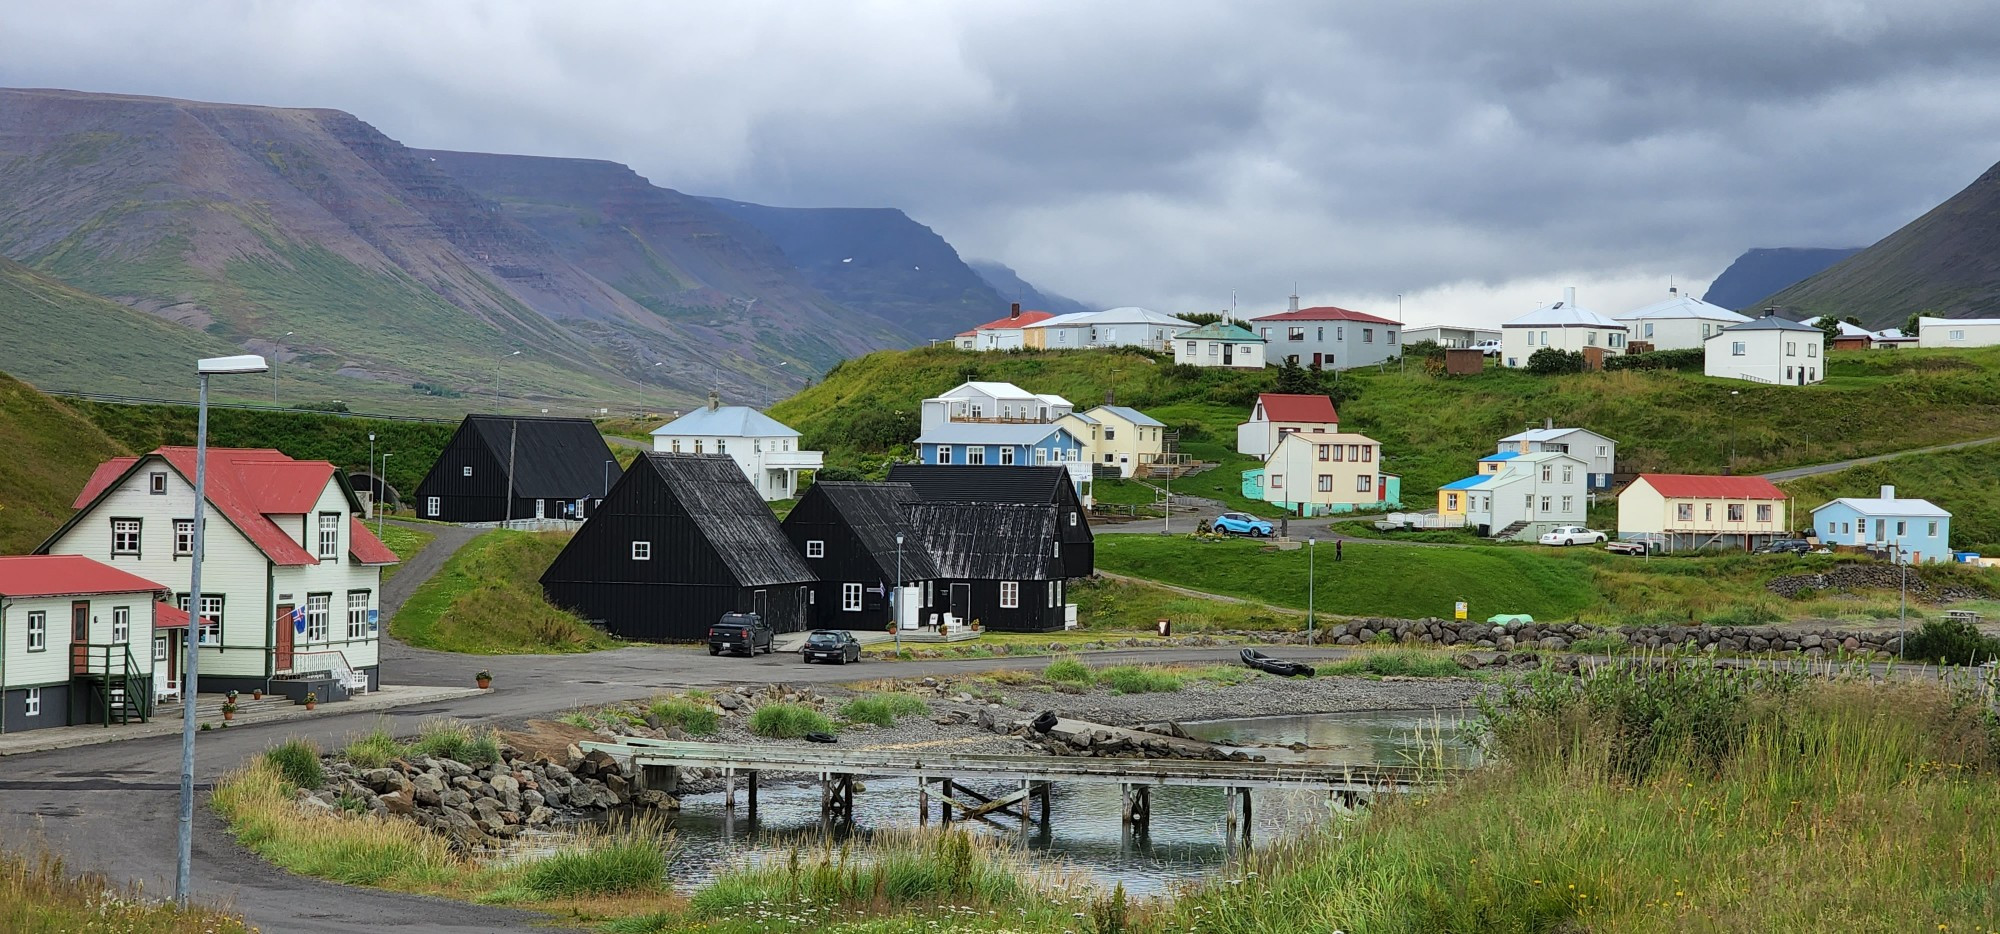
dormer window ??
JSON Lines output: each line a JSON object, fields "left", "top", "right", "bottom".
{"left": 149, "top": 472, "right": 168, "bottom": 495}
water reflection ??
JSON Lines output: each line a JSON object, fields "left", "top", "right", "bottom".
{"left": 1178, "top": 707, "right": 1484, "bottom": 769}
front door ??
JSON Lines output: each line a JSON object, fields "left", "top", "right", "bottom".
{"left": 752, "top": 589, "right": 768, "bottom": 623}
{"left": 71, "top": 600, "right": 90, "bottom": 675}
{"left": 950, "top": 583, "right": 971, "bottom": 626}
{"left": 535, "top": 499, "right": 546, "bottom": 519}
{"left": 1223, "top": 344, "right": 1234, "bottom": 365}
{"left": 275, "top": 604, "right": 295, "bottom": 672}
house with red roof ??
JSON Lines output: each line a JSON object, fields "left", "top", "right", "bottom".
{"left": 1246, "top": 297, "right": 1402, "bottom": 370}
{"left": 37, "top": 447, "right": 398, "bottom": 698}
{"left": 1236, "top": 393, "right": 1340, "bottom": 459}
{"left": 951, "top": 304, "right": 1057, "bottom": 351}
{"left": 1617, "top": 473, "right": 1792, "bottom": 552}
{"left": 0, "top": 555, "right": 179, "bottom": 732}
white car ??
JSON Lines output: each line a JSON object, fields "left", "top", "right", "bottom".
{"left": 1539, "top": 526, "right": 1606, "bottom": 546}
{"left": 1472, "top": 339, "right": 1502, "bottom": 357}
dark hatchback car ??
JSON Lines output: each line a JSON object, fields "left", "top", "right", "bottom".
{"left": 708, "top": 613, "right": 774, "bottom": 656}
{"left": 1757, "top": 538, "right": 1814, "bottom": 555}
{"left": 801, "top": 629, "right": 862, "bottom": 664}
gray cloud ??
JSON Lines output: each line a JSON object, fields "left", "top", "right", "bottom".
{"left": 3, "top": 0, "right": 1998, "bottom": 324}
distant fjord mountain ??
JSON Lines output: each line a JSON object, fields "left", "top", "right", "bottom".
{"left": 1703, "top": 248, "right": 1861, "bottom": 311}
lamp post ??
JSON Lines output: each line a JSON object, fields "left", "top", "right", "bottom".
{"left": 495, "top": 350, "right": 521, "bottom": 407}
{"left": 1726, "top": 390, "right": 1740, "bottom": 472}
{"left": 1307, "top": 538, "right": 1317, "bottom": 644}
{"left": 368, "top": 433, "right": 376, "bottom": 520}
{"left": 180, "top": 354, "right": 268, "bottom": 906}
{"left": 1894, "top": 543, "right": 1908, "bottom": 659}
{"left": 272, "top": 332, "right": 292, "bottom": 405}
{"left": 377, "top": 454, "right": 392, "bottom": 541}
{"left": 894, "top": 534, "right": 904, "bottom": 654}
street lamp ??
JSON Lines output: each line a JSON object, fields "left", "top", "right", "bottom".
{"left": 180, "top": 354, "right": 268, "bottom": 906}
{"left": 368, "top": 433, "right": 376, "bottom": 520}
{"left": 1307, "top": 538, "right": 1317, "bottom": 644}
{"left": 272, "top": 332, "right": 292, "bottom": 405}
{"left": 496, "top": 350, "right": 521, "bottom": 406}
{"left": 1726, "top": 390, "right": 1740, "bottom": 472}
{"left": 377, "top": 454, "right": 392, "bottom": 541}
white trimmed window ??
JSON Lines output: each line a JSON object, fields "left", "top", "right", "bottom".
{"left": 806, "top": 540, "right": 825, "bottom": 558}
{"left": 305, "top": 594, "right": 330, "bottom": 642}
{"left": 967, "top": 447, "right": 986, "bottom": 465}
{"left": 347, "top": 591, "right": 370, "bottom": 638}
{"left": 1732, "top": 342, "right": 1746, "bottom": 356}
{"left": 426, "top": 496, "right": 441, "bottom": 517}
{"left": 937, "top": 445, "right": 953, "bottom": 465}
{"left": 184, "top": 595, "right": 222, "bottom": 645}
{"left": 318, "top": 513, "right": 340, "bottom": 559}
{"left": 149, "top": 471, "right": 169, "bottom": 494}
{"left": 174, "top": 519, "right": 194, "bottom": 556}
{"left": 842, "top": 583, "right": 863, "bottom": 612}
{"left": 1561, "top": 496, "right": 1574, "bottom": 513}
{"left": 1929, "top": 521, "right": 1940, "bottom": 536}
{"left": 24, "top": 688, "right": 40, "bottom": 717}
{"left": 1757, "top": 504, "right": 1774, "bottom": 523}
{"left": 1540, "top": 496, "right": 1552, "bottom": 512}
{"left": 1000, "top": 581, "right": 1019, "bottom": 609}
{"left": 632, "top": 541, "right": 652, "bottom": 560}
{"left": 462, "top": 465, "right": 473, "bottom": 477}
{"left": 153, "top": 635, "right": 168, "bottom": 662}
{"left": 999, "top": 447, "right": 1015, "bottom": 465}
{"left": 1677, "top": 503, "right": 1694, "bottom": 521}
{"left": 26, "top": 611, "right": 46, "bottom": 651}
{"left": 112, "top": 606, "right": 129, "bottom": 644}
{"left": 112, "top": 519, "right": 141, "bottom": 556}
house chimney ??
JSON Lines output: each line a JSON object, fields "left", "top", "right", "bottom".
{"left": 707, "top": 390, "right": 719, "bottom": 412}
{"left": 1669, "top": 285, "right": 1678, "bottom": 295}
{"left": 1881, "top": 484, "right": 1896, "bottom": 500}
{"left": 1545, "top": 417, "right": 1553, "bottom": 430}
{"left": 1010, "top": 302, "right": 1021, "bottom": 320}
{"left": 1105, "top": 389, "right": 1115, "bottom": 405}
{"left": 1288, "top": 293, "right": 1300, "bottom": 312}
{"left": 1564, "top": 286, "right": 1576, "bottom": 308}
{"left": 1764, "top": 307, "right": 1778, "bottom": 318}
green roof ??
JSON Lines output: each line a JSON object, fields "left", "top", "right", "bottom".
{"left": 1176, "top": 321, "right": 1264, "bottom": 342}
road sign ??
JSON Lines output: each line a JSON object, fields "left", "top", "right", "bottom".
{"left": 1454, "top": 601, "right": 1468, "bottom": 620}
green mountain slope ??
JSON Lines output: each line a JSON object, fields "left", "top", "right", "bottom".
{"left": 0, "top": 256, "right": 244, "bottom": 395}
{"left": 0, "top": 371, "right": 129, "bottom": 553}
{"left": 1760, "top": 160, "right": 2000, "bottom": 327}
{"left": 1780, "top": 442, "right": 2000, "bottom": 554}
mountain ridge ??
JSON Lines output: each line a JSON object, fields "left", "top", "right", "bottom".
{"left": 1703, "top": 247, "right": 1861, "bottom": 311}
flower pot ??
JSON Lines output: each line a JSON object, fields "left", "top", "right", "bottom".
{"left": 252, "top": 690, "right": 263, "bottom": 700}
{"left": 476, "top": 678, "right": 492, "bottom": 690}
{"left": 222, "top": 710, "right": 236, "bottom": 721}
{"left": 304, "top": 702, "right": 317, "bottom": 711}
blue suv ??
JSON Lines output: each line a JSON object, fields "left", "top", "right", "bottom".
{"left": 1212, "top": 512, "right": 1274, "bottom": 537}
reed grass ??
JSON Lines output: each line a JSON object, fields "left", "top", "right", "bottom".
{"left": 748, "top": 703, "right": 835, "bottom": 738}
{"left": 1042, "top": 655, "right": 1093, "bottom": 685}
{"left": 0, "top": 841, "right": 252, "bottom": 933}
{"left": 1316, "top": 649, "right": 1467, "bottom": 679}
{"left": 1095, "top": 665, "right": 1184, "bottom": 694}
{"left": 405, "top": 718, "right": 501, "bottom": 766}
{"left": 649, "top": 697, "right": 721, "bottom": 736}
{"left": 838, "top": 693, "right": 929, "bottom": 727}
{"left": 264, "top": 736, "right": 324, "bottom": 789}
{"left": 338, "top": 724, "right": 403, "bottom": 769}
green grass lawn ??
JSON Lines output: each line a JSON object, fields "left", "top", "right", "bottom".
{"left": 376, "top": 525, "right": 434, "bottom": 583}
{"left": 1780, "top": 439, "right": 2000, "bottom": 554}
{"left": 391, "top": 530, "right": 619, "bottom": 654}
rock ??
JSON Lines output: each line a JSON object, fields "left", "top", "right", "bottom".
{"left": 604, "top": 772, "right": 630, "bottom": 804}
{"left": 377, "top": 790, "right": 416, "bottom": 816}
{"left": 525, "top": 805, "right": 557, "bottom": 826}
{"left": 715, "top": 692, "right": 745, "bottom": 711}
{"left": 580, "top": 749, "right": 619, "bottom": 778}
{"left": 411, "top": 772, "right": 444, "bottom": 807}
{"left": 1454, "top": 653, "right": 1481, "bottom": 670}
{"left": 360, "top": 768, "right": 409, "bottom": 795}
{"left": 631, "top": 789, "right": 680, "bottom": 810}
{"left": 439, "top": 788, "right": 471, "bottom": 810}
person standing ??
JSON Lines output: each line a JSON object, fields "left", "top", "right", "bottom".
{"left": 1335, "top": 539, "right": 1343, "bottom": 562}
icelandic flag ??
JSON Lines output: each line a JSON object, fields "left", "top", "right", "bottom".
{"left": 291, "top": 606, "right": 307, "bottom": 634}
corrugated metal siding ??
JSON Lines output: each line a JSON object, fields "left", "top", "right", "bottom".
{"left": 653, "top": 455, "right": 815, "bottom": 586}
{"left": 468, "top": 416, "right": 620, "bottom": 499}
{"left": 412, "top": 420, "right": 513, "bottom": 522}
{"left": 906, "top": 503, "right": 1061, "bottom": 581}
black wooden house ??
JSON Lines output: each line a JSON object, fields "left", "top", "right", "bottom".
{"left": 905, "top": 502, "right": 1069, "bottom": 632}
{"left": 886, "top": 464, "right": 1093, "bottom": 578}
{"left": 414, "top": 415, "right": 619, "bottom": 522}
{"left": 780, "top": 481, "right": 940, "bottom": 631}
{"left": 541, "top": 454, "right": 815, "bottom": 641}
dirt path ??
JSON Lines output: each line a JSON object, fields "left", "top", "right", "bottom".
{"left": 379, "top": 520, "right": 482, "bottom": 622}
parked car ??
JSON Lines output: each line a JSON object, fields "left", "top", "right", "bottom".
{"left": 1473, "top": 339, "right": 1503, "bottom": 357}
{"left": 708, "top": 612, "right": 774, "bottom": 656}
{"left": 1756, "top": 538, "right": 1814, "bottom": 555}
{"left": 1212, "top": 512, "right": 1274, "bottom": 537}
{"left": 1539, "top": 526, "right": 1607, "bottom": 546}
{"left": 801, "top": 629, "right": 862, "bottom": 664}
{"left": 1604, "top": 540, "right": 1649, "bottom": 556}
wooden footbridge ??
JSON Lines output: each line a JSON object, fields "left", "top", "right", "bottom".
{"left": 582, "top": 737, "right": 1456, "bottom": 844}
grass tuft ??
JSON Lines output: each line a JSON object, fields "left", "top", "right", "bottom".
{"left": 1095, "top": 665, "right": 1184, "bottom": 693}
{"left": 647, "top": 698, "right": 720, "bottom": 736}
{"left": 0, "top": 841, "right": 253, "bottom": 933}
{"left": 837, "top": 693, "right": 929, "bottom": 727}
{"left": 338, "top": 725, "right": 403, "bottom": 769}
{"left": 747, "top": 703, "right": 834, "bottom": 739}
{"left": 1042, "top": 655, "right": 1093, "bottom": 685}
{"left": 264, "top": 737, "right": 324, "bottom": 789}
{"left": 517, "top": 821, "right": 668, "bottom": 899}
{"left": 1319, "top": 650, "right": 1466, "bottom": 679}
{"left": 406, "top": 719, "right": 501, "bottom": 766}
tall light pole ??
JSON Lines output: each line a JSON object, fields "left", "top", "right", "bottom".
{"left": 368, "top": 432, "right": 376, "bottom": 521}
{"left": 1726, "top": 390, "right": 1740, "bottom": 472}
{"left": 495, "top": 350, "right": 520, "bottom": 408}
{"left": 181, "top": 354, "right": 268, "bottom": 906}
{"left": 377, "top": 454, "right": 392, "bottom": 541}
{"left": 272, "top": 332, "right": 292, "bottom": 406}
{"left": 1306, "top": 537, "right": 1317, "bottom": 644}
{"left": 1895, "top": 543, "right": 1908, "bottom": 659}
{"left": 894, "top": 534, "right": 904, "bottom": 654}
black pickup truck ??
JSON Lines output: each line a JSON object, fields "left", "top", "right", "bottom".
{"left": 707, "top": 613, "right": 774, "bottom": 656}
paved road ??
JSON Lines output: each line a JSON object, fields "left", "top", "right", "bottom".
{"left": 1759, "top": 433, "right": 2000, "bottom": 482}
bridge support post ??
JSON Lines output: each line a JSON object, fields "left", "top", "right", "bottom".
{"left": 1121, "top": 784, "right": 1150, "bottom": 832}
{"left": 1020, "top": 780, "right": 1032, "bottom": 837}
{"left": 747, "top": 770, "right": 759, "bottom": 819}
{"left": 1038, "top": 781, "right": 1051, "bottom": 826}
{"left": 724, "top": 769, "right": 736, "bottom": 810}
{"left": 918, "top": 776, "right": 929, "bottom": 826}
{"left": 939, "top": 778, "right": 953, "bottom": 825}
{"left": 1224, "top": 787, "right": 1239, "bottom": 842}
{"left": 821, "top": 772, "right": 855, "bottom": 832}
{"left": 1236, "top": 787, "right": 1253, "bottom": 849}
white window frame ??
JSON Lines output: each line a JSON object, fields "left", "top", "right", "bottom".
{"left": 967, "top": 447, "right": 986, "bottom": 465}
{"left": 305, "top": 594, "right": 331, "bottom": 643}
{"left": 842, "top": 583, "right": 863, "bottom": 612}
{"left": 1929, "top": 521, "right": 1940, "bottom": 536}
{"left": 112, "top": 606, "right": 130, "bottom": 644}
{"left": 806, "top": 540, "right": 825, "bottom": 558}
{"left": 1950, "top": 329, "right": 1966, "bottom": 341}
{"left": 317, "top": 513, "right": 340, "bottom": 560}
{"left": 937, "top": 445, "right": 953, "bottom": 465}
{"left": 1732, "top": 342, "right": 1746, "bottom": 356}
{"left": 111, "top": 518, "right": 141, "bottom": 556}
{"left": 999, "top": 447, "right": 1015, "bottom": 465}
{"left": 426, "top": 496, "right": 441, "bottom": 517}
{"left": 24, "top": 688, "right": 39, "bottom": 717}
{"left": 26, "top": 611, "right": 46, "bottom": 651}
{"left": 1561, "top": 496, "right": 1574, "bottom": 513}
{"left": 1757, "top": 504, "right": 1773, "bottom": 523}
{"left": 1000, "top": 581, "right": 1019, "bottom": 609}
{"left": 632, "top": 541, "right": 652, "bottom": 561}
{"left": 462, "top": 465, "right": 473, "bottom": 477}
{"left": 149, "top": 471, "right": 168, "bottom": 494}
{"left": 174, "top": 518, "right": 194, "bottom": 556}
{"left": 190, "top": 595, "right": 221, "bottom": 646}
{"left": 153, "top": 635, "right": 168, "bottom": 662}
{"left": 347, "top": 591, "right": 371, "bottom": 639}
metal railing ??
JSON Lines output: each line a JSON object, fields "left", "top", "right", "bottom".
{"left": 279, "top": 649, "right": 369, "bottom": 696}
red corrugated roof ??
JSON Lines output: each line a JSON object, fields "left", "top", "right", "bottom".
{"left": 1256, "top": 393, "right": 1339, "bottom": 424}
{"left": 155, "top": 600, "right": 190, "bottom": 629}
{"left": 348, "top": 517, "right": 399, "bottom": 565}
{"left": 73, "top": 458, "right": 139, "bottom": 509}
{"left": 968, "top": 310, "right": 1055, "bottom": 330}
{"left": 0, "top": 555, "right": 168, "bottom": 598}
{"left": 1251, "top": 306, "right": 1399, "bottom": 325}
{"left": 1635, "top": 473, "right": 1787, "bottom": 500}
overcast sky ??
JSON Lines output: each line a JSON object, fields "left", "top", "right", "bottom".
{"left": 7, "top": 0, "right": 2000, "bottom": 326}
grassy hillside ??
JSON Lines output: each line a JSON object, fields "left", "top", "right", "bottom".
{"left": 391, "top": 530, "right": 616, "bottom": 654}
{"left": 0, "top": 372, "right": 130, "bottom": 553}
{"left": 775, "top": 345, "right": 2000, "bottom": 502}
{"left": 71, "top": 400, "right": 456, "bottom": 495}
{"left": 1780, "top": 440, "right": 2000, "bottom": 554}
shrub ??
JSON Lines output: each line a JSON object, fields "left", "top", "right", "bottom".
{"left": 1903, "top": 617, "right": 2000, "bottom": 666}
{"left": 748, "top": 703, "right": 834, "bottom": 738}
{"left": 1096, "top": 665, "right": 1184, "bottom": 694}
{"left": 407, "top": 720, "right": 501, "bottom": 766}
{"left": 838, "top": 694, "right": 928, "bottom": 727}
{"left": 1525, "top": 347, "right": 1586, "bottom": 374}
{"left": 263, "top": 738, "right": 324, "bottom": 789}
{"left": 518, "top": 829, "right": 666, "bottom": 898}
{"left": 1604, "top": 347, "right": 1704, "bottom": 371}
{"left": 339, "top": 727, "right": 403, "bottom": 769}
{"left": 1043, "top": 655, "right": 1093, "bottom": 685}
{"left": 648, "top": 697, "right": 720, "bottom": 736}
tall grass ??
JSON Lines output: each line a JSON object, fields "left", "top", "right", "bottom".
{"left": 406, "top": 719, "right": 502, "bottom": 766}
{"left": 688, "top": 830, "right": 1075, "bottom": 922}
{"left": 1042, "top": 655, "right": 1093, "bottom": 684}
{"left": 1318, "top": 649, "right": 1467, "bottom": 679}
{"left": 648, "top": 697, "right": 721, "bottom": 736}
{"left": 339, "top": 725, "right": 404, "bottom": 769}
{"left": 515, "top": 819, "right": 669, "bottom": 899}
{"left": 837, "top": 693, "right": 929, "bottom": 727}
{"left": 264, "top": 737, "right": 325, "bottom": 789}
{"left": 748, "top": 703, "right": 834, "bottom": 739}
{"left": 0, "top": 841, "right": 253, "bottom": 933}
{"left": 1094, "top": 665, "right": 1184, "bottom": 693}
{"left": 1168, "top": 665, "right": 2000, "bottom": 932}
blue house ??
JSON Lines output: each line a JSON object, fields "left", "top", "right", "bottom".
{"left": 916, "top": 423, "right": 1084, "bottom": 469}
{"left": 1810, "top": 485, "right": 1953, "bottom": 563}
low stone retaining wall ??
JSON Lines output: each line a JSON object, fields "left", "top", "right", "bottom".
{"left": 1217, "top": 618, "right": 1907, "bottom": 659}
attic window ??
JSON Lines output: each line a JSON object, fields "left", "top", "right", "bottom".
{"left": 806, "top": 540, "right": 825, "bottom": 558}
{"left": 463, "top": 466, "right": 473, "bottom": 477}
{"left": 149, "top": 472, "right": 168, "bottom": 495}
{"left": 1069, "top": 511, "right": 1078, "bottom": 527}
{"left": 632, "top": 541, "right": 652, "bottom": 561}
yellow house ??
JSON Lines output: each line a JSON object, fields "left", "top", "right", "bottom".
{"left": 1055, "top": 411, "right": 1103, "bottom": 468}
{"left": 1259, "top": 431, "right": 1393, "bottom": 515}
{"left": 1617, "top": 473, "right": 1791, "bottom": 552}
{"left": 1073, "top": 405, "right": 1167, "bottom": 478}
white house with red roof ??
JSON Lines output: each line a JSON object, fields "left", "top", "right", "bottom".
{"left": 37, "top": 447, "right": 398, "bottom": 697}
{"left": 952, "top": 304, "right": 1057, "bottom": 351}
{"left": 1246, "top": 297, "right": 1402, "bottom": 369}
{"left": 1617, "top": 473, "right": 1791, "bottom": 552}
{"left": 0, "top": 555, "right": 179, "bottom": 732}
{"left": 1236, "top": 393, "right": 1341, "bottom": 458}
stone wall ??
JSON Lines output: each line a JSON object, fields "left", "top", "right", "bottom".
{"left": 1224, "top": 617, "right": 1908, "bottom": 659}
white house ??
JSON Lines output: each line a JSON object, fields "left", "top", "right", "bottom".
{"left": 1447, "top": 451, "right": 1591, "bottom": 540}
{"left": 0, "top": 555, "right": 179, "bottom": 732}
{"left": 919, "top": 381, "right": 1073, "bottom": 431}
{"left": 1236, "top": 393, "right": 1340, "bottom": 459}
{"left": 1918, "top": 316, "right": 2000, "bottom": 349}
{"left": 1172, "top": 321, "right": 1267, "bottom": 368}
{"left": 1496, "top": 423, "right": 1617, "bottom": 490}
{"left": 1500, "top": 288, "right": 1630, "bottom": 367}
{"left": 916, "top": 381, "right": 1088, "bottom": 491}
{"left": 1246, "top": 298, "right": 1402, "bottom": 369}
{"left": 1872, "top": 327, "right": 1920, "bottom": 349}
{"left": 39, "top": 447, "right": 398, "bottom": 696}
{"left": 1022, "top": 307, "right": 1196, "bottom": 352}
{"left": 1704, "top": 313, "right": 1825, "bottom": 385}
{"left": 1402, "top": 324, "right": 1500, "bottom": 349}
{"left": 952, "top": 304, "right": 1056, "bottom": 350}
{"left": 651, "top": 395, "right": 823, "bottom": 501}
{"left": 1616, "top": 289, "right": 1751, "bottom": 350}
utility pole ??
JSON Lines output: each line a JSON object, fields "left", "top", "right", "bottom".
{"left": 368, "top": 433, "right": 376, "bottom": 521}
{"left": 504, "top": 421, "right": 518, "bottom": 525}
{"left": 1307, "top": 538, "right": 1317, "bottom": 644}
{"left": 377, "top": 454, "right": 391, "bottom": 541}
{"left": 894, "top": 534, "right": 905, "bottom": 655}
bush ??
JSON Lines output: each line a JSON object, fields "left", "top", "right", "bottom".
{"left": 648, "top": 698, "right": 720, "bottom": 736}
{"left": 1043, "top": 655, "right": 1093, "bottom": 685}
{"left": 748, "top": 703, "right": 835, "bottom": 738}
{"left": 518, "top": 831, "right": 666, "bottom": 898}
{"left": 1095, "top": 665, "right": 1184, "bottom": 693}
{"left": 339, "top": 727, "right": 403, "bottom": 769}
{"left": 838, "top": 694, "right": 928, "bottom": 727}
{"left": 263, "top": 738, "right": 324, "bottom": 789}
{"left": 1525, "top": 347, "right": 1586, "bottom": 375}
{"left": 1604, "top": 347, "right": 1704, "bottom": 371}
{"left": 1903, "top": 617, "right": 2000, "bottom": 666}
{"left": 407, "top": 720, "right": 501, "bottom": 766}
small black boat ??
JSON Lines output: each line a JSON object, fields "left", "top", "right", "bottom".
{"left": 1241, "top": 647, "right": 1316, "bottom": 677}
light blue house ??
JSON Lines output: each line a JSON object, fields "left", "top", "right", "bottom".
{"left": 916, "top": 423, "right": 1084, "bottom": 469}
{"left": 1810, "top": 485, "right": 1952, "bottom": 563}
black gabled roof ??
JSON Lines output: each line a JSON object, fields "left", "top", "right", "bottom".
{"left": 465, "top": 414, "right": 618, "bottom": 498}
{"left": 905, "top": 502, "right": 1060, "bottom": 581}
{"left": 645, "top": 454, "right": 813, "bottom": 586}
{"left": 887, "top": 464, "right": 1070, "bottom": 506}
{"left": 807, "top": 482, "right": 943, "bottom": 582}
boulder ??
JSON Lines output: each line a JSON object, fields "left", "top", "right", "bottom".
{"left": 377, "top": 790, "right": 416, "bottom": 817}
